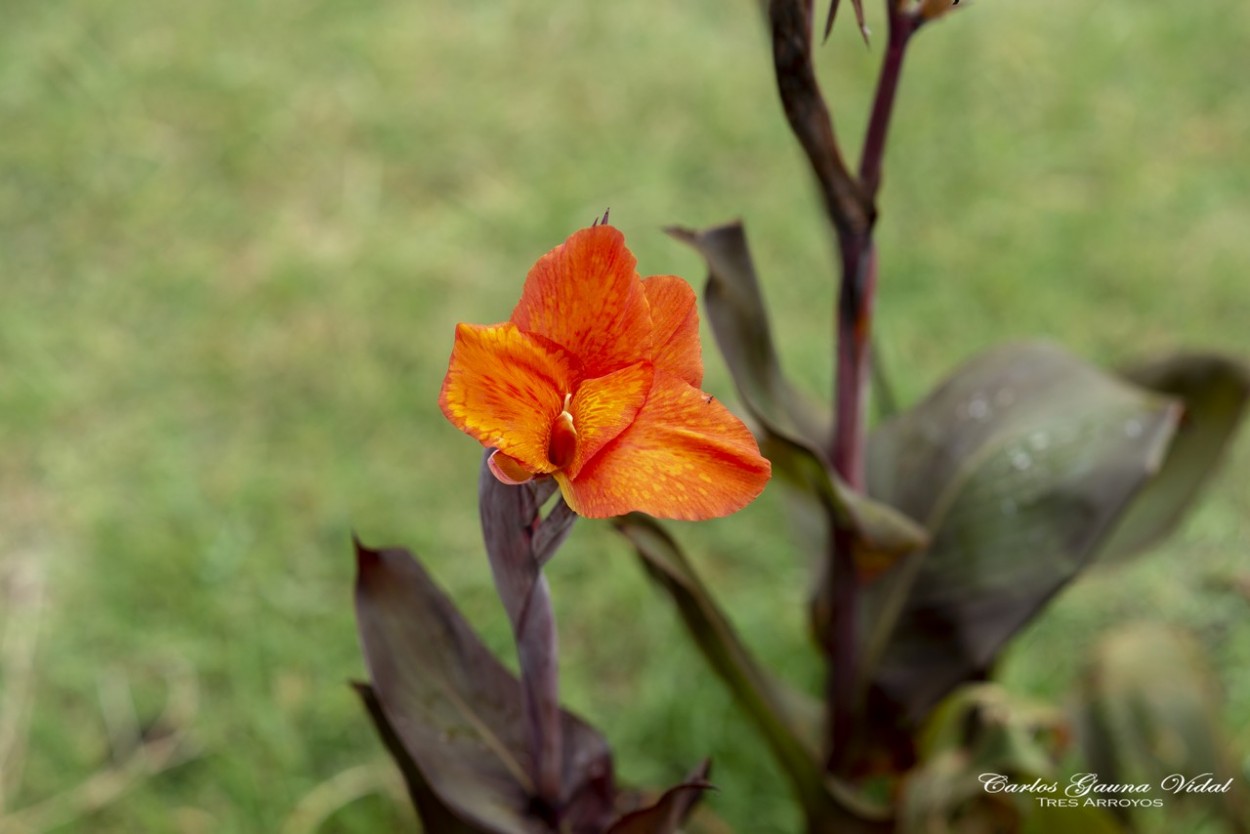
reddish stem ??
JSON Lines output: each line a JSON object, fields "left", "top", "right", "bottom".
{"left": 769, "top": 0, "right": 917, "bottom": 774}
{"left": 827, "top": 4, "right": 914, "bottom": 771}
{"left": 827, "top": 234, "right": 877, "bottom": 769}
{"left": 859, "top": 10, "right": 915, "bottom": 202}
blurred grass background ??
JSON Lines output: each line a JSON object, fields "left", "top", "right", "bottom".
{"left": 2, "top": 0, "right": 1248, "bottom": 831}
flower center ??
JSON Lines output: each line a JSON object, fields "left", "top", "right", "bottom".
{"left": 548, "top": 392, "right": 578, "bottom": 469}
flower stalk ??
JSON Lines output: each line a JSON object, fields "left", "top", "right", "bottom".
{"left": 769, "top": 0, "right": 920, "bottom": 771}
{"left": 479, "top": 464, "right": 568, "bottom": 819}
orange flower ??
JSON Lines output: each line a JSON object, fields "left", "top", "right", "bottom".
{"left": 439, "top": 224, "right": 771, "bottom": 520}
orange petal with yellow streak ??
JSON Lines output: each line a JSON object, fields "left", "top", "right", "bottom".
{"left": 566, "top": 361, "right": 654, "bottom": 479}
{"left": 510, "top": 225, "right": 653, "bottom": 378}
{"left": 557, "top": 373, "right": 771, "bottom": 520}
{"left": 644, "top": 275, "right": 702, "bottom": 388}
{"left": 439, "top": 322, "right": 577, "bottom": 474}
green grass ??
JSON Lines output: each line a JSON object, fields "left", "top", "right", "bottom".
{"left": 1, "top": 0, "right": 1248, "bottom": 831}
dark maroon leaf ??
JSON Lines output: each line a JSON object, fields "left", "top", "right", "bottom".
{"left": 534, "top": 498, "right": 577, "bottom": 567}
{"left": 354, "top": 541, "right": 614, "bottom": 833}
{"left": 1097, "top": 353, "right": 1250, "bottom": 563}
{"left": 353, "top": 682, "right": 488, "bottom": 834}
{"left": 670, "top": 222, "right": 927, "bottom": 582}
{"left": 606, "top": 760, "right": 713, "bottom": 834}
{"left": 863, "top": 342, "right": 1181, "bottom": 727}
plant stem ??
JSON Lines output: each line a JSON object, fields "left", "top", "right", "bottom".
{"left": 827, "top": 234, "right": 876, "bottom": 769}
{"left": 769, "top": 0, "right": 917, "bottom": 773}
{"left": 859, "top": 9, "right": 914, "bottom": 202}
{"left": 516, "top": 573, "right": 563, "bottom": 812}
{"left": 769, "top": 0, "right": 871, "bottom": 241}
{"left": 826, "top": 5, "right": 915, "bottom": 772}
{"left": 479, "top": 461, "right": 565, "bottom": 819}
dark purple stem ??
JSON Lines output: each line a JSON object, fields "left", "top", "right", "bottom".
{"left": 770, "top": 0, "right": 918, "bottom": 772}
{"left": 826, "top": 235, "right": 876, "bottom": 768}
{"left": 859, "top": 8, "right": 915, "bottom": 201}
{"left": 833, "top": 7, "right": 913, "bottom": 493}
{"left": 515, "top": 573, "right": 562, "bottom": 809}
{"left": 769, "top": 0, "right": 872, "bottom": 241}
{"left": 479, "top": 457, "right": 569, "bottom": 818}
{"left": 826, "top": 5, "right": 915, "bottom": 773}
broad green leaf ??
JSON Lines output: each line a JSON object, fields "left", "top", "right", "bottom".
{"left": 1097, "top": 353, "right": 1250, "bottom": 563}
{"left": 613, "top": 514, "right": 892, "bottom": 833}
{"left": 670, "top": 221, "right": 927, "bottom": 582}
{"left": 903, "top": 684, "right": 1072, "bottom": 834}
{"left": 354, "top": 541, "right": 615, "bottom": 834}
{"left": 1074, "top": 623, "right": 1249, "bottom": 828}
{"left": 864, "top": 342, "right": 1181, "bottom": 726}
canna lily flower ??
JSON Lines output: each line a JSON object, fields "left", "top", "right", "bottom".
{"left": 439, "top": 224, "right": 771, "bottom": 520}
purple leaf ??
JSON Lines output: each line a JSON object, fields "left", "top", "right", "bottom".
{"left": 671, "top": 222, "right": 926, "bottom": 598}
{"left": 606, "top": 760, "right": 712, "bottom": 834}
{"left": 1097, "top": 353, "right": 1250, "bottom": 563}
{"left": 863, "top": 342, "right": 1182, "bottom": 728}
{"left": 352, "top": 682, "right": 488, "bottom": 833}
{"left": 354, "top": 541, "right": 614, "bottom": 833}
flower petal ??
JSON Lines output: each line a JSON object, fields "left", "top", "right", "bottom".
{"left": 557, "top": 374, "right": 771, "bottom": 520}
{"left": 439, "top": 322, "right": 577, "bottom": 473}
{"left": 567, "top": 361, "right": 654, "bottom": 479}
{"left": 510, "top": 226, "right": 652, "bottom": 377}
{"left": 487, "top": 449, "right": 536, "bottom": 485}
{"left": 644, "top": 275, "right": 702, "bottom": 388}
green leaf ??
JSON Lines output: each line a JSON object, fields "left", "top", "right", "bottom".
{"left": 354, "top": 541, "right": 615, "bottom": 834}
{"left": 1097, "top": 353, "right": 1250, "bottom": 563}
{"left": 902, "top": 684, "right": 1073, "bottom": 834}
{"left": 612, "top": 514, "right": 892, "bottom": 833}
{"left": 863, "top": 342, "right": 1181, "bottom": 726}
{"left": 898, "top": 750, "right": 1024, "bottom": 834}
{"left": 916, "top": 684, "right": 1066, "bottom": 778}
{"left": 1074, "top": 623, "right": 1249, "bottom": 829}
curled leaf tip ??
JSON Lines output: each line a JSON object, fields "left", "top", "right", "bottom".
{"left": 487, "top": 448, "right": 536, "bottom": 485}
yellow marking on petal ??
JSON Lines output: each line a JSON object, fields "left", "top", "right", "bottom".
{"left": 560, "top": 373, "right": 771, "bottom": 520}
{"left": 438, "top": 322, "right": 576, "bottom": 473}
